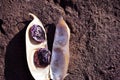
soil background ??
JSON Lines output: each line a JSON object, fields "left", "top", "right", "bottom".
{"left": 0, "top": 0, "right": 120, "bottom": 80}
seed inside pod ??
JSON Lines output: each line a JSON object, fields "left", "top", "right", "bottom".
{"left": 34, "top": 48, "right": 51, "bottom": 67}
{"left": 30, "top": 25, "right": 45, "bottom": 43}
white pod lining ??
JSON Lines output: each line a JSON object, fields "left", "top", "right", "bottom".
{"left": 26, "top": 13, "right": 50, "bottom": 80}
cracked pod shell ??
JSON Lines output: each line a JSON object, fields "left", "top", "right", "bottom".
{"left": 50, "top": 17, "right": 70, "bottom": 80}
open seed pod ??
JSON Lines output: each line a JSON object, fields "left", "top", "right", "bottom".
{"left": 26, "top": 13, "right": 51, "bottom": 80}
{"left": 50, "top": 17, "right": 70, "bottom": 80}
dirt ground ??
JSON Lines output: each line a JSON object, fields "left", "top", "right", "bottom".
{"left": 0, "top": 0, "right": 120, "bottom": 80}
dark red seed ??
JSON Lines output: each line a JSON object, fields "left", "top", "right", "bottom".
{"left": 30, "top": 25, "right": 45, "bottom": 43}
{"left": 34, "top": 48, "right": 51, "bottom": 67}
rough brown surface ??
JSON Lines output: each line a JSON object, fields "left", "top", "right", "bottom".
{"left": 0, "top": 0, "right": 120, "bottom": 80}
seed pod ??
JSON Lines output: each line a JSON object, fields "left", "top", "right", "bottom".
{"left": 50, "top": 17, "right": 70, "bottom": 80}
{"left": 26, "top": 13, "right": 50, "bottom": 80}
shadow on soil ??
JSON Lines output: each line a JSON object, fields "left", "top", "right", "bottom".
{"left": 4, "top": 21, "right": 56, "bottom": 80}
{"left": 4, "top": 21, "right": 34, "bottom": 80}
{"left": 45, "top": 23, "right": 56, "bottom": 52}
{"left": 0, "top": 19, "right": 6, "bottom": 35}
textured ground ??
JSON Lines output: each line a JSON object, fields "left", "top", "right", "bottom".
{"left": 0, "top": 0, "right": 120, "bottom": 80}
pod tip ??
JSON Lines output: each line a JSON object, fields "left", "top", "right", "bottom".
{"left": 58, "top": 16, "right": 66, "bottom": 26}
{"left": 28, "top": 13, "right": 38, "bottom": 19}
